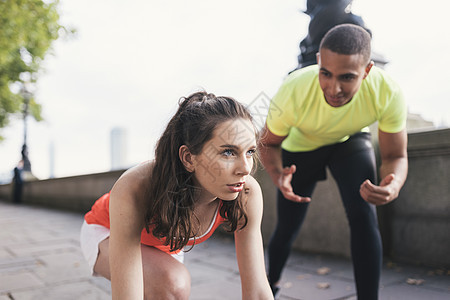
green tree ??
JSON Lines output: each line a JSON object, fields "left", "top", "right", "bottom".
{"left": 0, "top": 0, "right": 69, "bottom": 140}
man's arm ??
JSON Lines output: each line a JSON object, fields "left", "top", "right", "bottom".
{"left": 258, "top": 124, "right": 310, "bottom": 203}
{"left": 360, "top": 128, "right": 408, "bottom": 205}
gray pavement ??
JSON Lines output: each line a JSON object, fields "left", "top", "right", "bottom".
{"left": 0, "top": 200, "right": 448, "bottom": 300}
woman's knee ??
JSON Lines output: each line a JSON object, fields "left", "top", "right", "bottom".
{"left": 144, "top": 262, "right": 191, "bottom": 299}
{"left": 164, "top": 266, "right": 191, "bottom": 298}
{"left": 93, "top": 238, "right": 111, "bottom": 279}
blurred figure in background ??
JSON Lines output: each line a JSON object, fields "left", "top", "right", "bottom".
{"left": 12, "top": 160, "right": 24, "bottom": 204}
{"left": 294, "top": 0, "right": 371, "bottom": 71}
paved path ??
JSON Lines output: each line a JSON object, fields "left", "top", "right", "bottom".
{"left": 0, "top": 201, "right": 448, "bottom": 299}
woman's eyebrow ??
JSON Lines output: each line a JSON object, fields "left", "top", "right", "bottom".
{"left": 219, "top": 144, "right": 239, "bottom": 149}
{"left": 219, "top": 144, "right": 257, "bottom": 150}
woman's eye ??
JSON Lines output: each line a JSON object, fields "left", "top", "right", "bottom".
{"left": 246, "top": 149, "right": 256, "bottom": 156}
{"left": 222, "top": 149, "right": 234, "bottom": 157}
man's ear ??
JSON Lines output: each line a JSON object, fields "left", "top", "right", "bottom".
{"left": 316, "top": 52, "right": 321, "bottom": 65}
{"left": 179, "top": 145, "right": 195, "bottom": 172}
{"left": 363, "top": 61, "right": 374, "bottom": 79}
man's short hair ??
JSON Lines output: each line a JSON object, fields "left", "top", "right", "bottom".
{"left": 319, "top": 24, "right": 372, "bottom": 63}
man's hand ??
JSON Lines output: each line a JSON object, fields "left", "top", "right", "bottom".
{"left": 360, "top": 173, "right": 400, "bottom": 205}
{"left": 277, "top": 165, "right": 311, "bottom": 203}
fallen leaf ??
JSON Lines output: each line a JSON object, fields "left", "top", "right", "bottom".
{"left": 317, "top": 267, "right": 331, "bottom": 275}
{"left": 386, "top": 261, "right": 395, "bottom": 269}
{"left": 283, "top": 282, "right": 293, "bottom": 289}
{"left": 406, "top": 278, "right": 425, "bottom": 285}
{"left": 296, "top": 274, "right": 311, "bottom": 280}
{"left": 317, "top": 282, "right": 330, "bottom": 289}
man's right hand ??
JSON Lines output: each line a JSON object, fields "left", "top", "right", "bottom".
{"left": 277, "top": 164, "right": 311, "bottom": 203}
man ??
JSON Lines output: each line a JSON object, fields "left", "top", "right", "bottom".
{"left": 259, "top": 24, "right": 408, "bottom": 299}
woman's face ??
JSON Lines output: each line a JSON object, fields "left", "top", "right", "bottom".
{"left": 191, "top": 118, "right": 257, "bottom": 201}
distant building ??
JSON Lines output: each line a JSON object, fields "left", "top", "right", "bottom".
{"left": 110, "top": 127, "right": 128, "bottom": 170}
{"left": 49, "top": 140, "right": 55, "bottom": 178}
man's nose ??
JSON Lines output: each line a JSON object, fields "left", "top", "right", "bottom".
{"left": 330, "top": 79, "right": 342, "bottom": 95}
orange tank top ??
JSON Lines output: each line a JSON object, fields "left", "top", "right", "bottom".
{"left": 84, "top": 193, "right": 227, "bottom": 254}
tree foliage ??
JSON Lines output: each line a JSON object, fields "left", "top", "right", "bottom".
{"left": 0, "top": 0, "right": 67, "bottom": 140}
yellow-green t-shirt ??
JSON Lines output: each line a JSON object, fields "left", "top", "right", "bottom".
{"left": 267, "top": 65, "right": 407, "bottom": 152}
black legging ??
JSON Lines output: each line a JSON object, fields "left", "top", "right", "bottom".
{"left": 267, "top": 133, "right": 382, "bottom": 300}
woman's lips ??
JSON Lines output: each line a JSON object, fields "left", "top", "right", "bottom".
{"left": 227, "top": 182, "right": 245, "bottom": 193}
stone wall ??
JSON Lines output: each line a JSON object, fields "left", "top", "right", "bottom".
{"left": 383, "top": 128, "right": 450, "bottom": 266}
{"left": 0, "top": 170, "right": 125, "bottom": 213}
{"left": 1, "top": 129, "right": 449, "bottom": 266}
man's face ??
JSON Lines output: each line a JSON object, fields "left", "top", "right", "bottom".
{"left": 317, "top": 48, "right": 373, "bottom": 107}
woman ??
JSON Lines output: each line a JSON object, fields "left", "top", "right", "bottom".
{"left": 80, "top": 91, "right": 273, "bottom": 299}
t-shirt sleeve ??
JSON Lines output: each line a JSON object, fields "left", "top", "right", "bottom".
{"left": 378, "top": 85, "right": 407, "bottom": 133}
{"left": 266, "top": 81, "right": 296, "bottom": 137}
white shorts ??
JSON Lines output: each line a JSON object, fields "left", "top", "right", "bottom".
{"left": 79, "top": 220, "right": 184, "bottom": 275}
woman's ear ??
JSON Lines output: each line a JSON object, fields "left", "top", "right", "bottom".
{"left": 179, "top": 145, "right": 195, "bottom": 172}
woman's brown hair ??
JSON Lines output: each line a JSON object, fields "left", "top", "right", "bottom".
{"left": 144, "top": 91, "right": 257, "bottom": 252}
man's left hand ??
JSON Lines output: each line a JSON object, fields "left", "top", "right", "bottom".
{"left": 360, "top": 173, "right": 400, "bottom": 206}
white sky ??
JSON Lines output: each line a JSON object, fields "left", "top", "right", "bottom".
{"left": 1, "top": 0, "right": 449, "bottom": 180}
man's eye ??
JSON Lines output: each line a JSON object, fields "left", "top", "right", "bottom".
{"left": 320, "top": 71, "right": 331, "bottom": 77}
{"left": 342, "top": 75, "right": 355, "bottom": 81}
{"left": 246, "top": 149, "right": 256, "bottom": 156}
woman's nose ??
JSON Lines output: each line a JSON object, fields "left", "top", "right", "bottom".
{"left": 236, "top": 156, "right": 251, "bottom": 175}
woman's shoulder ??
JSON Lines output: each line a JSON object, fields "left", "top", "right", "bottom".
{"left": 110, "top": 161, "right": 154, "bottom": 206}
{"left": 119, "top": 161, "right": 153, "bottom": 185}
{"left": 109, "top": 162, "right": 155, "bottom": 236}
{"left": 237, "top": 175, "right": 264, "bottom": 227}
{"left": 245, "top": 175, "right": 259, "bottom": 187}
{"left": 244, "top": 175, "right": 263, "bottom": 199}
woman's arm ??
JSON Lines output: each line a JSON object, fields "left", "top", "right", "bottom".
{"left": 109, "top": 165, "right": 150, "bottom": 299}
{"left": 234, "top": 176, "right": 273, "bottom": 300}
